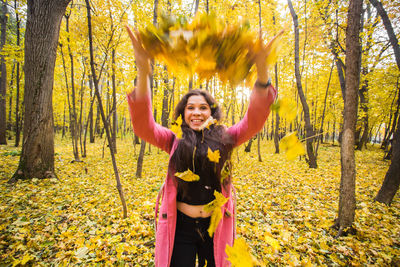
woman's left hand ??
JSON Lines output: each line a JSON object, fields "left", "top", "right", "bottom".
{"left": 251, "top": 30, "right": 284, "bottom": 84}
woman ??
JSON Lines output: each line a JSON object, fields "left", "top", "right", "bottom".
{"left": 126, "top": 26, "right": 277, "bottom": 267}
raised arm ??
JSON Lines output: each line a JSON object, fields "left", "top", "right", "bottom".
{"left": 227, "top": 32, "right": 280, "bottom": 147}
{"left": 126, "top": 26, "right": 174, "bottom": 153}
{"left": 227, "top": 84, "right": 276, "bottom": 147}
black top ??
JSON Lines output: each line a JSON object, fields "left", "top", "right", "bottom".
{"left": 175, "top": 132, "right": 226, "bottom": 205}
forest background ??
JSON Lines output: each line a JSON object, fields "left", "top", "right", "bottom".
{"left": 0, "top": 0, "right": 399, "bottom": 266}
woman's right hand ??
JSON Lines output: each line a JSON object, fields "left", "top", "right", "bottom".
{"left": 126, "top": 25, "right": 151, "bottom": 77}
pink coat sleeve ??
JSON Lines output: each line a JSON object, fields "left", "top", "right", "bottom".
{"left": 227, "top": 85, "right": 277, "bottom": 147}
{"left": 127, "top": 90, "right": 174, "bottom": 154}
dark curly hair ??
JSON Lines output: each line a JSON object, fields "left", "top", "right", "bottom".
{"left": 170, "top": 89, "right": 234, "bottom": 202}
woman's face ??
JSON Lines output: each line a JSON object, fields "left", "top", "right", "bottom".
{"left": 184, "top": 95, "right": 212, "bottom": 131}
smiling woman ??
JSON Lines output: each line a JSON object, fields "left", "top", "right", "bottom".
{"left": 184, "top": 95, "right": 212, "bottom": 131}
{"left": 126, "top": 24, "right": 277, "bottom": 266}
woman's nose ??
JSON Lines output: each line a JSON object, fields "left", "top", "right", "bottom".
{"left": 193, "top": 108, "right": 201, "bottom": 114}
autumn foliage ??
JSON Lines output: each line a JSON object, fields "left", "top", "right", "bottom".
{"left": 1, "top": 139, "right": 399, "bottom": 265}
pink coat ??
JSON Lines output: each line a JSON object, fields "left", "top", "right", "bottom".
{"left": 127, "top": 85, "right": 276, "bottom": 267}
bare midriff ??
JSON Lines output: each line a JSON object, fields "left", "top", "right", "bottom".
{"left": 177, "top": 201, "right": 213, "bottom": 218}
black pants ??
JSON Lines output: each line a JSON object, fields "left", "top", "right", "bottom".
{"left": 170, "top": 210, "right": 216, "bottom": 267}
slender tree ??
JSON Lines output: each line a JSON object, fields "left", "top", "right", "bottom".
{"left": 85, "top": 0, "right": 127, "bottom": 217}
{"left": 335, "top": 0, "right": 363, "bottom": 237}
{"left": 369, "top": 0, "right": 400, "bottom": 204}
{"left": 10, "top": 0, "right": 71, "bottom": 181}
{"left": 288, "top": 0, "right": 317, "bottom": 168}
{"left": 14, "top": 0, "right": 22, "bottom": 147}
{"left": 0, "top": 0, "right": 8, "bottom": 144}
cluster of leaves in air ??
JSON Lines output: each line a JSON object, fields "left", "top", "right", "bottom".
{"left": 139, "top": 12, "right": 282, "bottom": 86}
{"left": 0, "top": 140, "right": 399, "bottom": 266}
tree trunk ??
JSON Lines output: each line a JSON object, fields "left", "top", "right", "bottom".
{"left": 7, "top": 63, "right": 14, "bottom": 139}
{"left": 85, "top": 0, "right": 127, "bottom": 218}
{"left": 111, "top": 49, "right": 117, "bottom": 153}
{"left": 89, "top": 75, "right": 95, "bottom": 143}
{"left": 0, "top": 0, "right": 8, "bottom": 144}
{"left": 64, "top": 12, "right": 80, "bottom": 161}
{"left": 14, "top": 0, "right": 21, "bottom": 147}
{"left": 161, "top": 66, "right": 169, "bottom": 127}
{"left": 288, "top": 0, "right": 317, "bottom": 168}
{"left": 357, "top": 4, "right": 372, "bottom": 151}
{"left": 274, "top": 65, "right": 280, "bottom": 154}
{"left": 244, "top": 137, "right": 254, "bottom": 153}
{"left": 136, "top": 140, "right": 146, "bottom": 178}
{"left": 10, "top": 0, "right": 71, "bottom": 182}
{"left": 370, "top": 0, "right": 400, "bottom": 204}
{"left": 82, "top": 94, "right": 95, "bottom": 157}
{"left": 357, "top": 81, "right": 369, "bottom": 150}
{"left": 135, "top": 0, "right": 159, "bottom": 178}
{"left": 375, "top": 114, "right": 400, "bottom": 204}
{"left": 381, "top": 88, "right": 398, "bottom": 150}
{"left": 335, "top": 0, "right": 363, "bottom": 237}
{"left": 316, "top": 61, "right": 334, "bottom": 157}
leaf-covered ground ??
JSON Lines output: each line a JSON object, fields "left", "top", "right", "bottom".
{"left": 0, "top": 137, "right": 399, "bottom": 266}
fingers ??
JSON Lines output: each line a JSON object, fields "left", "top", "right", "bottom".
{"left": 125, "top": 25, "right": 140, "bottom": 48}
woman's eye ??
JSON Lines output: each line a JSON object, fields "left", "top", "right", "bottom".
{"left": 200, "top": 106, "right": 208, "bottom": 110}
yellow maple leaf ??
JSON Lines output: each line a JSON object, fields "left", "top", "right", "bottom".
{"left": 203, "top": 191, "right": 228, "bottom": 237}
{"left": 225, "top": 237, "right": 259, "bottom": 267}
{"left": 175, "top": 169, "right": 200, "bottom": 182}
{"left": 207, "top": 147, "right": 220, "bottom": 163}
{"left": 279, "top": 132, "right": 306, "bottom": 160}
{"left": 171, "top": 115, "right": 183, "bottom": 139}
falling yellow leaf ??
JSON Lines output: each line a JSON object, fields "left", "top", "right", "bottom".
{"left": 171, "top": 115, "right": 183, "bottom": 139}
{"left": 225, "top": 237, "right": 259, "bottom": 267}
{"left": 203, "top": 191, "right": 228, "bottom": 237}
{"left": 207, "top": 147, "right": 220, "bottom": 163}
{"left": 279, "top": 132, "right": 306, "bottom": 160}
{"left": 175, "top": 169, "right": 200, "bottom": 182}
{"left": 272, "top": 98, "right": 297, "bottom": 123}
{"left": 220, "top": 159, "right": 231, "bottom": 183}
{"left": 199, "top": 116, "right": 217, "bottom": 130}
